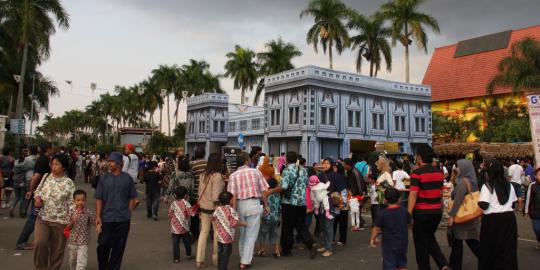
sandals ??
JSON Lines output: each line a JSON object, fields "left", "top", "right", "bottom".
{"left": 255, "top": 250, "right": 267, "bottom": 257}
{"left": 196, "top": 262, "right": 206, "bottom": 268}
{"left": 272, "top": 252, "right": 281, "bottom": 258}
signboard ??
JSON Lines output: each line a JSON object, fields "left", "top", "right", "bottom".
{"left": 238, "top": 134, "right": 245, "bottom": 149}
{"left": 10, "top": 119, "right": 25, "bottom": 134}
{"left": 527, "top": 94, "right": 540, "bottom": 166}
{"left": 222, "top": 147, "right": 241, "bottom": 174}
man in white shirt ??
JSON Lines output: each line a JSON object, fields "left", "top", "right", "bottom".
{"left": 122, "top": 144, "right": 139, "bottom": 184}
{"left": 507, "top": 160, "right": 524, "bottom": 210}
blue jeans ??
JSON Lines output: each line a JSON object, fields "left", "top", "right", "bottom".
{"left": 218, "top": 243, "right": 233, "bottom": 270}
{"left": 532, "top": 218, "right": 540, "bottom": 242}
{"left": 319, "top": 214, "right": 334, "bottom": 251}
{"left": 16, "top": 200, "right": 36, "bottom": 247}
{"left": 12, "top": 186, "right": 28, "bottom": 216}
{"left": 237, "top": 198, "right": 262, "bottom": 265}
{"left": 146, "top": 192, "right": 160, "bottom": 218}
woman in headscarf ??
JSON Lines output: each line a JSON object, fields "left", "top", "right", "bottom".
{"left": 332, "top": 162, "right": 349, "bottom": 247}
{"left": 447, "top": 159, "right": 481, "bottom": 270}
{"left": 316, "top": 158, "right": 346, "bottom": 257}
{"left": 478, "top": 160, "right": 518, "bottom": 270}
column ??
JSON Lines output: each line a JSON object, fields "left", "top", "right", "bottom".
{"left": 309, "top": 136, "right": 318, "bottom": 165}
{"left": 342, "top": 137, "right": 350, "bottom": 159}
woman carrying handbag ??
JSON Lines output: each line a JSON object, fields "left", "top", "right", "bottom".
{"left": 447, "top": 159, "right": 481, "bottom": 270}
{"left": 196, "top": 153, "right": 225, "bottom": 268}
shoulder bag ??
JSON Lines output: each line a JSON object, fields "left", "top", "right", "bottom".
{"left": 453, "top": 178, "right": 482, "bottom": 224}
{"left": 283, "top": 166, "right": 300, "bottom": 200}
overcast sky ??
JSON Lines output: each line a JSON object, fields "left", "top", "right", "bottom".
{"left": 39, "top": 0, "right": 540, "bottom": 133}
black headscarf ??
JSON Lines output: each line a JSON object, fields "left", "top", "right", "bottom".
{"left": 318, "top": 158, "right": 347, "bottom": 192}
{"left": 487, "top": 160, "right": 511, "bottom": 205}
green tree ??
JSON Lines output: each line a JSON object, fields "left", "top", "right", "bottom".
{"left": 300, "top": 0, "right": 351, "bottom": 69}
{"left": 151, "top": 65, "right": 180, "bottom": 136}
{"left": 379, "top": 0, "right": 439, "bottom": 83}
{"left": 347, "top": 12, "right": 392, "bottom": 77}
{"left": 148, "top": 131, "right": 174, "bottom": 154}
{"left": 224, "top": 45, "right": 258, "bottom": 104}
{"left": 253, "top": 38, "right": 302, "bottom": 105}
{"left": 488, "top": 37, "right": 540, "bottom": 94}
{"left": 0, "top": 0, "right": 69, "bottom": 121}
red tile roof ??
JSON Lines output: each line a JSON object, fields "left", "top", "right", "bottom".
{"left": 423, "top": 24, "right": 540, "bottom": 102}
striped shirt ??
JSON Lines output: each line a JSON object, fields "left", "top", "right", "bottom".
{"left": 410, "top": 165, "right": 444, "bottom": 214}
{"left": 169, "top": 199, "right": 192, "bottom": 235}
{"left": 190, "top": 159, "right": 207, "bottom": 201}
{"left": 227, "top": 166, "right": 269, "bottom": 200}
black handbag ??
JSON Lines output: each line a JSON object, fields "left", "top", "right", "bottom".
{"left": 283, "top": 166, "right": 300, "bottom": 200}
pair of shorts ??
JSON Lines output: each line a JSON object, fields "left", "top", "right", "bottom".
{"left": 257, "top": 219, "right": 280, "bottom": 245}
{"left": 510, "top": 182, "right": 523, "bottom": 198}
{"left": 382, "top": 246, "right": 407, "bottom": 270}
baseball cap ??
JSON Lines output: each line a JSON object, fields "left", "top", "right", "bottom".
{"left": 108, "top": 152, "right": 124, "bottom": 164}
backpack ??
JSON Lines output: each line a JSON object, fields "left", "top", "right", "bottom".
{"left": 352, "top": 168, "right": 368, "bottom": 196}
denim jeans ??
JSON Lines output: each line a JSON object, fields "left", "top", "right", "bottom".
{"left": 218, "top": 243, "right": 233, "bottom": 270}
{"left": 532, "top": 218, "right": 540, "bottom": 242}
{"left": 237, "top": 198, "right": 262, "bottom": 265}
{"left": 12, "top": 186, "right": 28, "bottom": 216}
{"left": 320, "top": 214, "right": 334, "bottom": 251}
{"left": 16, "top": 200, "right": 36, "bottom": 248}
{"left": 172, "top": 233, "right": 191, "bottom": 261}
{"left": 146, "top": 192, "right": 160, "bottom": 218}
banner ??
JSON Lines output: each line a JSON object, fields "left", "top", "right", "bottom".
{"left": 527, "top": 94, "right": 540, "bottom": 167}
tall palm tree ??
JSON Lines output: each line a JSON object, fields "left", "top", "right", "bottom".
{"left": 488, "top": 37, "right": 540, "bottom": 94}
{"left": 347, "top": 12, "right": 392, "bottom": 77}
{"left": 224, "top": 45, "right": 258, "bottom": 104}
{"left": 379, "top": 0, "right": 439, "bottom": 83}
{"left": 254, "top": 38, "right": 302, "bottom": 105}
{"left": 151, "top": 65, "right": 179, "bottom": 136}
{"left": 300, "top": 0, "right": 351, "bottom": 69}
{"left": 0, "top": 0, "right": 69, "bottom": 119}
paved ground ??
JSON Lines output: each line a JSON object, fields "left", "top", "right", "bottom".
{"left": 1, "top": 182, "right": 539, "bottom": 270}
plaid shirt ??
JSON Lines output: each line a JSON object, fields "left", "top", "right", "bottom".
{"left": 68, "top": 208, "right": 94, "bottom": 246}
{"left": 227, "top": 166, "right": 269, "bottom": 200}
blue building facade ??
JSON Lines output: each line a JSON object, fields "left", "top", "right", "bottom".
{"left": 186, "top": 66, "right": 432, "bottom": 163}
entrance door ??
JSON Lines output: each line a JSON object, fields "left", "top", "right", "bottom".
{"left": 286, "top": 139, "right": 300, "bottom": 154}
{"left": 269, "top": 140, "right": 280, "bottom": 156}
{"left": 321, "top": 139, "right": 340, "bottom": 160}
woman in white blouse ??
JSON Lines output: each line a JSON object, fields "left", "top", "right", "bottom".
{"left": 477, "top": 160, "right": 518, "bottom": 270}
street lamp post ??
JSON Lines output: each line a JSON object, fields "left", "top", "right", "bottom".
{"left": 29, "top": 75, "right": 36, "bottom": 143}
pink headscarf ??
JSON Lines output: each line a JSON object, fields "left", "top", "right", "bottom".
{"left": 277, "top": 155, "right": 286, "bottom": 173}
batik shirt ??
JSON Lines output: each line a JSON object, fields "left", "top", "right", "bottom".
{"left": 68, "top": 208, "right": 94, "bottom": 246}
{"left": 212, "top": 205, "right": 239, "bottom": 244}
{"left": 169, "top": 199, "right": 192, "bottom": 235}
{"left": 264, "top": 192, "right": 281, "bottom": 222}
{"left": 280, "top": 164, "right": 308, "bottom": 206}
{"left": 34, "top": 174, "right": 75, "bottom": 224}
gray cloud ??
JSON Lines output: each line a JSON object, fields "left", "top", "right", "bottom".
{"left": 39, "top": 0, "right": 540, "bottom": 132}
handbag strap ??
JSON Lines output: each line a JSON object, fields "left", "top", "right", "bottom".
{"left": 197, "top": 173, "right": 212, "bottom": 204}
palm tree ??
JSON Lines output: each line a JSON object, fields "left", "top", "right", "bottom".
{"left": 300, "top": 0, "right": 351, "bottom": 69}
{"left": 151, "top": 65, "right": 180, "bottom": 136}
{"left": 347, "top": 12, "right": 392, "bottom": 77}
{"left": 488, "top": 37, "right": 540, "bottom": 94}
{"left": 379, "top": 0, "right": 439, "bottom": 83}
{"left": 224, "top": 45, "right": 258, "bottom": 104}
{"left": 0, "top": 0, "right": 70, "bottom": 119}
{"left": 254, "top": 38, "right": 302, "bottom": 105}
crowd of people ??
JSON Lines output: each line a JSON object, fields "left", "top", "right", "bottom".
{"left": 0, "top": 142, "right": 539, "bottom": 270}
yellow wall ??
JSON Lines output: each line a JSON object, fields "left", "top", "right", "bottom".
{"left": 432, "top": 93, "right": 526, "bottom": 142}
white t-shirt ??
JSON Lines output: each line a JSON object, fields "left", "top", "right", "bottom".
{"left": 376, "top": 172, "right": 394, "bottom": 187}
{"left": 370, "top": 184, "right": 378, "bottom": 205}
{"left": 392, "top": 170, "right": 410, "bottom": 191}
{"left": 507, "top": 164, "right": 523, "bottom": 184}
{"left": 122, "top": 154, "right": 139, "bottom": 182}
{"left": 479, "top": 184, "right": 517, "bottom": 215}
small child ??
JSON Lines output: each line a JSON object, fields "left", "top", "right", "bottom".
{"left": 168, "top": 186, "right": 194, "bottom": 263}
{"left": 212, "top": 191, "right": 246, "bottom": 270}
{"left": 369, "top": 179, "right": 380, "bottom": 227}
{"left": 349, "top": 194, "right": 364, "bottom": 231}
{"left": 370, "top": 188, "right": 411, "bottom": 270}
{"left": 143, "top": 161, "right": 162, "bottom": 220}
{"left": 66, "top": 190, "right": 95, "bottom": 270}
{"left": 309, "top": 175, "right": 333, "bottom": 219}
{"left": 256, "top": 178, "right": 281, "bottom": 257}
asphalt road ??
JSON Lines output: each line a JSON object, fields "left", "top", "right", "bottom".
{"left": 1, "top": 182, "right": 539, "bottom": 270}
